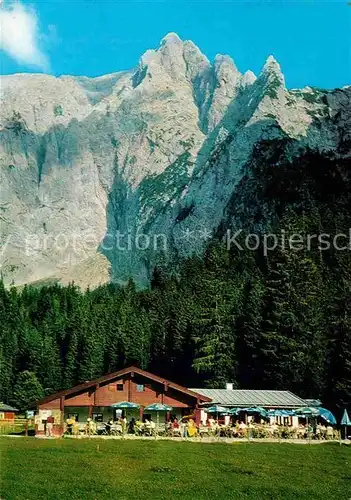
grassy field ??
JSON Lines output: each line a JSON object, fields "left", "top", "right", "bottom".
{"left": 1, "top": 438, "right": 350, "bottom": 500}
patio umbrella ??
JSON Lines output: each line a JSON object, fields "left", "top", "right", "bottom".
{"left": 111, "top": 401, "right": 140, "bottom": 409}
{"left": 295, "top": 407, "right": 320, "bottom": 416}
{"left": 241, "top": 407, "right": 268, "bottom": 417}
{"left": 111, "top": 402, "right": 140, "bottom": 431}
{"left": 318, "top": 408, "right": 336, "bottom": 425}
{"left": 341, "top": 409, "right": 351, "bottom": 439}
{"left": 206, "top": 405, "right": 229, "bottom": 419}
{"left": 227, "top": 408, "right": 239, "bottom": 415}
{"left": 295, "top": 407, "right": 320, "bottom": 426}
{"left": 144, "top": 403, "right": 172, "bottom": 432}
{"left": 281, "top": 410, "right": 295, "bottom": 416}
{"left": 206, "top": 405, "right": 228, "bottom": 414}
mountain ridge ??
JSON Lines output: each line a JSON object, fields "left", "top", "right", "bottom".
{"left": 1, "top": 33, "right": 350, "bottom": 288}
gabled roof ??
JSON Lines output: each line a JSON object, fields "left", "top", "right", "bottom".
{"left": 38, "top": 366, "right": 212, "bottom": 406}
{"left": 0, "top": 403, "right": 19, "bottom": 412}
{"left": 190, "top": 389, "right": 306, "bottom": 408}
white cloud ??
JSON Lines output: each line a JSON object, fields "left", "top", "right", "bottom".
{"left": 0, "top": 1, "right": 49, "bottom": 70}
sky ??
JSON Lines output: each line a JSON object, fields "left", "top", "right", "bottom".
{"left": 0, "top": 0, "right": 350, "bottom": 89}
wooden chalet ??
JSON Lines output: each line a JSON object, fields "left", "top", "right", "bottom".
{"left": 35, "top": 366, "right": 211, "bottom": 436}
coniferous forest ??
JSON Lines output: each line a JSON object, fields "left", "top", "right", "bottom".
{"left": 1, "top": 234, "right": 350, "bottom": 416}
{"left": 1, "top": 147, "right": 350, "bottom": 417}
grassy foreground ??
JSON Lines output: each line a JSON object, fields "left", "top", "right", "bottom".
{"left": 1, "top": 438, "right": 350, "bottom": 500}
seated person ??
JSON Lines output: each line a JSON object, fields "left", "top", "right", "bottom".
{"left": 208, "top": 417, "right": 215, "bottom": 428}
{"left": 238, "top": 421, "right": 248, "bottom": 435}
{"left": 128, "top": 417, "right": 136, "bottom": 434}
{"left": 187, "top": 418, "right": 198, "bottom": 437}
{"left": 106, "top": 418, "right": 113, "bottom": 434}
{"left": 66, "top": 416, "right": 76, "bottom": 434}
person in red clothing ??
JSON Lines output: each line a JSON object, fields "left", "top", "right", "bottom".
{"left": 46, "top": 415, "right": 54, "bottom": 437}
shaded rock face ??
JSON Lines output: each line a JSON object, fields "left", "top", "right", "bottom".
{"left": 1, "top": 34, "right": 350, "bottom": 288}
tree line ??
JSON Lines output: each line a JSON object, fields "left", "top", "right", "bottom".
{"left": 0, "top": 229, "right": 349, "bottom": 415}
{"left": 1, "top": 143, "right": 350, "bottom": 416}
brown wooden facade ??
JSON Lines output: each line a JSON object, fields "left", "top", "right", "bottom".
{"left": 36, "top": 366, "right": 211, "bottom": 436}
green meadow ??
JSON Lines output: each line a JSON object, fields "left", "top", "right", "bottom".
{"left": 1, "top": 438, "right": 350, "bottom": 500}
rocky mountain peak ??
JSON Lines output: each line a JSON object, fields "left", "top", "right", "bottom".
{"left": 241, "top": 70, "right": 257, "bottom": 87}
{"left": 1, "top": 37, "right": 348, "bottom": 289}
{"left": 161, "top": 32, "right": 183, "bottom": 46}
{"left": 214, "top": 54, "right": 238, "bottom": 70}
{"left": 260, "top": 55, "right": 285, "bottom": 88}
{"left": 135, "top": 33, "right": 209, "bottom": 84}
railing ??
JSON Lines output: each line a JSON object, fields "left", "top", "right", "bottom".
{"left": 0, "top": 418, "right": 35, "bottom": 436}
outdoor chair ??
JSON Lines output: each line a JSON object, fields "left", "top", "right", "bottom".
{"left": 144, "top": 424, "right": 153, "bottom": 437}
{"left": 156, "top": 424, "right": 167, "bottom": 436}
{"left": 110, "top": 424, "right": 123, "bottom": 436}
{"left": 199, "top": 426, "right": 209, "bottom": 437}
{"left": 135, "top": 424, "right": 144, "bottom": 436}
{"left": 170, "top": 427, "right": 181, "bottom": 437}
{"left": 97, "top": 423, "right": 108, "bottom": 436}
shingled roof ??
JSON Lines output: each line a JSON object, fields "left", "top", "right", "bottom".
{"left": 0, "top": 403, "right": 19, "bottom": 412}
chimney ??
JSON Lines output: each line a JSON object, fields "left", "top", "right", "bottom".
{"left": 226, "top": 383, "right": 233, "bottom": 391}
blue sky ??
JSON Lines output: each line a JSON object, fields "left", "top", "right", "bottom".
{"left": 0, "top": 0, "right": 350, "bottom": 89}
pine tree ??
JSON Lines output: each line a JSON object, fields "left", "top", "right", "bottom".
{"left": 12, "top": 371, "right": 44, "bottom": 410}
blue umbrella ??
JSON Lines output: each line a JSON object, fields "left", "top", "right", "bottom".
{"left": 144, "top": 403, "right": 172, "bottom": 412}
{"left": 318, "top": 408, "right": 336, "bottom": 425}
{"left": 227, "top": 408, "right": 239, "bottom": 415}
{"left": 295, "top": 406, "right": 320, "bottom": 427}
{"left": 341, "top": 409, "right": 351, "bottom": 426}
{"left": 111, "top": 401, "right": 140, "bottom": 409}
{"left": 341, "top": 409, "right": 351, "bottom": 439}
{"left": 281, "top": 410, "right": 296, "bottom": 416}
{"left": 145, "top": 403, "right": 172, "bottom": 433}
{"left": 268, "top": 409, "right": 295, "bottom": 421}
{"left": 295, "top": 407, "right": 320, "bottom": 416}
{"left": 241, "top": 407, "right": 268, "bottom": 417}
{"left": 111, "top": 402, "right": 140, "bottom": 434}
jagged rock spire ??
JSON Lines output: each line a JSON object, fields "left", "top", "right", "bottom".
{"left": 260, "top": 55, "right": 285, "bottom": 87}
{"left": 161, "top": 32, "right": 183, "bottom": 45}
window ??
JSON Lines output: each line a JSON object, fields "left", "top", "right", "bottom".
{"left": 117, "top": 384, "right": 124, "bottom": 391}
{"left": 136, "top": 384, "right": 144, "bottom": 392}
{"left": 92, "top": 413, "right": 103, "bottom": 422}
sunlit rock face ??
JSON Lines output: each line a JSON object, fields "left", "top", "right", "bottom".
{"left": 1, "top": 34, "right": 350, "bottom": 288}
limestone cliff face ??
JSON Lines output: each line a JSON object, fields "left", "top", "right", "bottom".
{"left": 1, "top": 34, "right": 350, "bottom": 288}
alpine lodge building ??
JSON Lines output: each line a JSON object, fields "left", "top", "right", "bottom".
{"left": 34, "top": 366, "right": 308, "bottom": 436}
